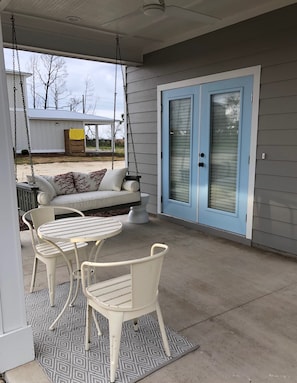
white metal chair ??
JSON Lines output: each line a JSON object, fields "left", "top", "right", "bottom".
{"left": 22, "top": 206, "right": 88, "bottom": 306}
{"left": 81, "top": 243, "right": 171, "bottom": 383}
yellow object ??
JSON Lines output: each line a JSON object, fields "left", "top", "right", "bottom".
{"left": 69, "top": 128, "right": 85, "bottom": 140}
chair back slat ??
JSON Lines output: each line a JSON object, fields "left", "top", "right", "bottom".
{"left": 131, "top": 249, "right": 166, "bottom": 309}
{"left": 30, "top": 207, "right": 55, "bottom": 230}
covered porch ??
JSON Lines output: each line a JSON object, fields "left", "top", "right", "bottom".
{"left": 7, "top": 214, "right": 297, "bottom": 382}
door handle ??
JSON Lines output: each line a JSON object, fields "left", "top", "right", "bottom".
{"left": 198, "top": 162, "right": 204, "bottom": 167}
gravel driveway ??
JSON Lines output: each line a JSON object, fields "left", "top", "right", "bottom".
{"left": 16, "top": 160, "right": 126, "bottom": 182}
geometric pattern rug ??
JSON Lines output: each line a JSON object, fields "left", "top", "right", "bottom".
{"left": 25, "top": 283, "right": 199, "bottom": 383}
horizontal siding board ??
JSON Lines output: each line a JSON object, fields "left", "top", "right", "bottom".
{"left": 254, "top": 189, "right": 297, "bottom": 209}
{"left": 127, "top": 153, "right": 157, "bottom": 165}
{"left": 127, "top": 89, "right": 157, "bottom": 104}
{"left": 138, "top": 163, "right": 157, "bottom": 174}
{"left": 252, "top": 230, "right": 297, "bottom": 256}
{"left": 138, "top": 177, "right": 155, "bottom": 188}
{"left": 255, "top": 175, "right": 297, "bottom": 193}
{"left": 128, "top": 112, "right": 157, "bottom": 124}
{"left": 129, "top": 122, "right": 157, "bottom": 136}
{"left": 259, "top": 95, "right": 297, "bottom": 115}
{"left": 128, "top": 100, "right": 156, "bottom": 114}
{"left": 127, "top": 143, "right": 157, "bottom": 155}
{"left": 260, "top": 78, "right": 297, "bottom": 98}
{"left": 128, "top": 163, "right": 157, "bottom": 176}
{"left": 256, "top": 160, "right": 297, "bottom": 177}
{"left": 253, "top": 202, "right": 297, "bottom": 223}
{"left": 142, "top": 183, "right": 157, "bottom": 196}
{"left": 253, "top": 216, "right": 297, "bottom": 241}
{"left": 257, "top": 130, "right": 297, "bottom": 145}
{"left": 128, "top": 122, "right": 157, "bottom": 134}
{"left": 127, "top": 133, "right": 157, "bottom": 144}
{"left": 261, "top": 60, "right": 297, "bottom": 84}
{"left": 258, "top": 114, "right": 297, "bottom": 130}
{"left": 256, "top": 146, "right": 297, "bottom": 161}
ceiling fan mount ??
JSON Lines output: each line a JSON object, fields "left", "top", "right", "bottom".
{"left": 102, "top": 0, "right": 219, "bottom": 30}
{"left": 143, "top": 1, "right": 165, "bottom": 17}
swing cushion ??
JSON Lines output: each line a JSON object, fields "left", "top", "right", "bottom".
{"left": 27, "top": 175, "right": 56, "bottom": 201}
{"left": 43, "top": 172, "right": 77, "bottom": 195}
{"left": 99, "top": 168, "right": 128, "bottom": 192}
{"left": 73, "top": 169, "right": 107, "bottom": 193}
{"left": 29, "top": 168, "right": 141, "bottom": 213}
{"left": 122, "top": 180, "right": 140, "bottom": 192}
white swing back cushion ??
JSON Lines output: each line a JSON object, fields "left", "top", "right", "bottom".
{"left": 99, "top": 168, "right": 127, "bottom": 191}
{"left": 27, "top": 175, "right": 56, "bottom": 200}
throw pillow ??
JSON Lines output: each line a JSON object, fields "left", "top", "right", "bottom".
{"left": 27, "top": 174, "right": 56, "bottom": 200}
{"left": 122, "top": 180, "right": 140, "bottom": 192}
{"left": 99, "top": 168, "right": 127, "bottom": 191}
{"left": 44, "top": 172, "right": 76, "bottom": 195}
{"left": 73, "top": 169, "right": 107, "bottom": 193}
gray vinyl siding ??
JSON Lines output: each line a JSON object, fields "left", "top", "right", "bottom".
{"left": 126, "top": 4, "right": 297, "bottom": 256}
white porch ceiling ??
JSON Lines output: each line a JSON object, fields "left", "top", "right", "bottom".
{"left": 0, "top": 0, "right": 296, "bottom": 65}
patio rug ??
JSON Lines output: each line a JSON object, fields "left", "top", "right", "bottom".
{"left": 25, "top": 283, "right": 199, "bottom": 383}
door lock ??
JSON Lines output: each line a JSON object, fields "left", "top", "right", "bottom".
{"left": 198, "top": 162, "right": 204, "bottom": 167}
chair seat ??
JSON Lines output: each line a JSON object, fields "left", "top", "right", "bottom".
{"left": 87, "top": 274, "right": 132, "bottom": 309}
{"left": 36, "top": 240, "right": 88, "bottom": 257}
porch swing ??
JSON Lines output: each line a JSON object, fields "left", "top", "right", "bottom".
{"left": 11, "top": 15, "right": 39, "bottom": 215}
{"left": 113, "top": 36, "right": 141, "bottom": 183}
{"left": 13, "top": 16, "right": 142, "bottom": 215}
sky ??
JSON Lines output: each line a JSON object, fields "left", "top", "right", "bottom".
{"left": 4, "top": 48, "right": 125, "bottom": 120}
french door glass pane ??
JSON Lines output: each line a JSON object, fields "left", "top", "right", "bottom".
{"left": 208, "top": 91, "right": 240, "bottom": 213}
{"left": 169, "top": 98, "right": 191, "bottom": 203}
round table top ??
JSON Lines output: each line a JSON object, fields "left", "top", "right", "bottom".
{"left": 38, "top": 216, "right": 122, "bottom": 243}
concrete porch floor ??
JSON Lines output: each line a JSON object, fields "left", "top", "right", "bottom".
{"left": 6, "top": 214, "right": 297, "bottom": 383}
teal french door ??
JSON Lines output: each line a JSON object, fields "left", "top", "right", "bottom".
{"left": 162, "top": 75, "right": 253, "bottom": 235}
{"left": 162, "top": 86, "right": 199, "bottom": 222}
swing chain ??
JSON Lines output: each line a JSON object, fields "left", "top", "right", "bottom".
{"left": 11, "top": 15, "right": 36, "bottom": 184}
{"left": 115, "top": 36, "right": 139, "bottom": 179}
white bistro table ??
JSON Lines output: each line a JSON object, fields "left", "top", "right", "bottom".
{"left": 38, "top": 216, "right": 122, "bottom": 329}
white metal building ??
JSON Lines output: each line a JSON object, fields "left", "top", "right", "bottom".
{"left": 27, "top": 108, "right": 115, "bottom": 153}
{"left": 6, "top": 71, "right": 115, "bottom": 154}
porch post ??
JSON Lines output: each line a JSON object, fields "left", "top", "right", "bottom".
{"left": 0, "top": 16, "right": 34, "bottom": 372}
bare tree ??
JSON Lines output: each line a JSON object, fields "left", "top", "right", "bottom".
{"left": 51, "top": 77, "right": 69, "bottom": 109}
{"left": 25, "top": 53, "right": 103, "bottom": 115}
{"left": 27, "top": 54, "right": 41, "bottom": 109}
{"left": 36, "top": 55, "right": 68, "bottom": 109}
{"left": 68, "top": 96, "right": 81, "bottom": 111}
{"left": 82, "top": 75, "right": 95, "bottom": 113}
